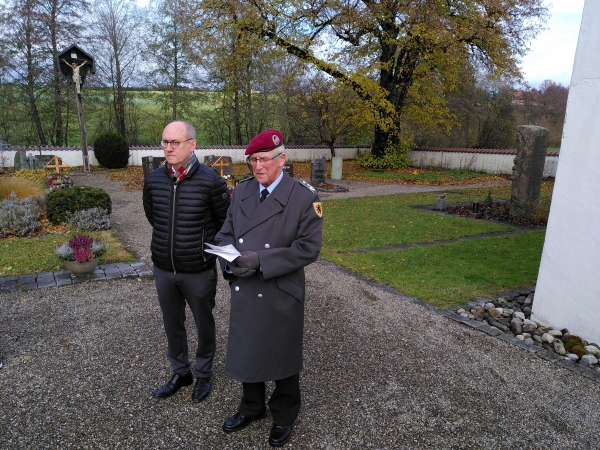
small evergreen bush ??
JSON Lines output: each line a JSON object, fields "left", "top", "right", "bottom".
{"left": 70, "top": 207, "right": 112, "bottom": 230}
{"left": 46, "top": 186, "right": 112, "bottom": 225}
{"left": 93, "top": 131, "right": 130, "bottom": 169}
{"left": 0, "top": 193, "right": 42, "bottom": 236}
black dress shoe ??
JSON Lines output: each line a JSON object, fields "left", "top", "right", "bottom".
{"left": 192, "top": 377, "right": 211, "bottom": 403}
{"left": 269, "top": 424, "right": 292, "bottom": 447}
{"left": 222, "top": 409, "right": 267, "bottom": 433}
{"left": 152, "top": 372, "right": 193, "bottom": 398}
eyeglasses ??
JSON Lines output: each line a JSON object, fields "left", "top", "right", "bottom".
{"left": 160, "top": 138, "right": 194, "bottom": 149}
{"left": 247, "top": 153, "right": 282, "bottom": 166}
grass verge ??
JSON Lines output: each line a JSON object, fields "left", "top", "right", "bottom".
{"left": 320, "top": 185, "right": 550, "bottom": 308}
{"left": 0, "top": 230, "right": 135, "bottom": 277}
{"left": 327, "top": 231, "right": 545, "bottom": 309}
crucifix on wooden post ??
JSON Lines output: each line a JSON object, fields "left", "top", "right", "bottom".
{"left": 58, "top": 45, "right": 95, "bottom": 172}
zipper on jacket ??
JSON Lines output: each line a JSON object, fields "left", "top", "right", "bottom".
{"left": 170, "top": 184, "right": 177, "bottom": 274}
{"left": 201, "top": 229, "right": 206, "bottom": 266}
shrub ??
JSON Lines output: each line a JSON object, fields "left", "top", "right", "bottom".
{"left": 46, "top": 186, "right": 112, "bottom": 225}
{"left": 0, "top": 192, "right": 42, "bottom": 237}
{"left": 0, "top": 177, "right": 45, "bottom": 200}
{"left": 70, "top": 207, "right": 112, "bottom": 230}
{"left": 14, "top": 169, "right": 49, "bottom": 184}
{"left": 356, "top": 144, "right": 410, "bottom": 170}
{"left": 94, "top": 131, "right": 130, "bottom": 169}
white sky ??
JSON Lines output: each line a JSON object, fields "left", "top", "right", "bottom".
{"left": 520, "top": 0, "right": 585, "bottom": 88}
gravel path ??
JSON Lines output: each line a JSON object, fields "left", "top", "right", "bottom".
{"left": 1, "top": 173, "right": 599, "bottom": 449}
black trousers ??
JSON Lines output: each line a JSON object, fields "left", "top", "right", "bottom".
{"left": 239, "top": 373, "right": 301, "bottom": 426}
{"left": 153, "top": 264, "right": 217, "bottom": 378}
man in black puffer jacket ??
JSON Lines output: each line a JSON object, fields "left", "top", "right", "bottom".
{"left": 143, "top": 121, "right": 230, "bottom": 403}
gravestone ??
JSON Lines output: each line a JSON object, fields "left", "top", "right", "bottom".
{"left": 34, "top": 155, "right": 54, "bottom": 170}
{"left": 27, "top": 153, "right": 35, "bottom": 169}
{"left": 311, "top": 155, "right": 326, "bottom": 186}
{"left": 141, "top": 156, "right": 166, "bottom": 177}
{"left": 13, "top": 150, "right": 29, "bottom": 171}
{"left": 435, "top": 195, "right": 447, "bottom": 211}
{"left": 509, "top": 125, "right": 549, "bottom": 217}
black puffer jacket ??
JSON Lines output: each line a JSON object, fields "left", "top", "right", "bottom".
{"left": 142, "top": 160, "right": 230, "bottom": 273}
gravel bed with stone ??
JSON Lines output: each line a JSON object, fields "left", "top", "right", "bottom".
{"left": 2, "top": 173, "right": 600, "bottom": 449}
{"left": 452, "top": 289, "right": 600, "bottom": 376}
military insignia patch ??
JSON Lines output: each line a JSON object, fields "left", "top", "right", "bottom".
{"left": 313, "top": 202, "right": 323, "bottom": 217}
{"left": 299, "top": 179, "right": 316, "bottom": 193}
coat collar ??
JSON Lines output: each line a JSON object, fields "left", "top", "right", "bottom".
{"left": 238, "top": 172, "right": 294, "bottom": 235}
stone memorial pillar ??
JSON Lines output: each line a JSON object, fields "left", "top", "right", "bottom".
{"left": 509, "top": 125, "right": 549, "bottom": 217}
{"left": 533, "top": 1, "right": 600, "bottom": 345}
{"left": 331, "top": 156, "right": 343, "bottom": 180}
{"left": 311, "top": 155, "right": 326, "bottom": 186}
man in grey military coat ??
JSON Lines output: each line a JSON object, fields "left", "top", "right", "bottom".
{"left": 215, "top": 129, "right": 323, "bottom": 447}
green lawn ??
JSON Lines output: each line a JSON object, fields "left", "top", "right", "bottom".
{"left": 320, "top": 185, "right": 548, "bottom": 308}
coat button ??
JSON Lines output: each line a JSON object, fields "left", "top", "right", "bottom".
{"left": 235, "top": 286, "right": 240, "bottom": 291}
{"left": 264, "top": 244, "right": 270, "bottom": 248}
{"left": 239, "top": 238, "right": 244, "bottom": 244}
{"left": 258, "top": 294, "right": 263, "bottom": 298}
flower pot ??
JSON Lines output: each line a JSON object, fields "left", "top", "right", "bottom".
{"left": 64, "top": 257, "right": 100, "bottom": 277}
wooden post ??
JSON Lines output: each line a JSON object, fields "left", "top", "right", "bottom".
{"left": 74, "top": 84, "right": 90, "bottom": 172}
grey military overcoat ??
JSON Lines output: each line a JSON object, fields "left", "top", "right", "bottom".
{"left": 215, "top": 173, "right": 323, "bottom": 383}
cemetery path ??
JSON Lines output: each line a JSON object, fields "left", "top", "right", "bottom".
{"left": 316, "top": 178, "right": 511, "bottom": 200}
{"left": 4, "top": 173, "right": 600, "bottom": 449}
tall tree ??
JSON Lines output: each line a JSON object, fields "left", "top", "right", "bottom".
{"left": 145, "top": 0, "right": 206, "bottom": 124}
{"left": 0, "top": 0, "right": 51, "bottom": 145}
{"left": 88, "top": 0, "right": 144, "bottom": 138}
{"left": 187, "top": 0, "right": 547, "bottom": 158}
{"left": 37, "top": 0, "right": 88, "bottom": 146}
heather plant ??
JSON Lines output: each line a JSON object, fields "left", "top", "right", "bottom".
{"left": 46, "top": 173, "right": 73, "bottom": 190}
{"left": 0, "top": 193, "right": 42, "bottom": 236}
{"left": 69, "top": 207, "right": 112, "bottom": 230}
{"left": 55, "top": 234, "right": 108, "bottom": 263}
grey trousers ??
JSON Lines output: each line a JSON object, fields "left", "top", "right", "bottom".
{"left": 153, "top": 264, "right": 217, "bottom": 378}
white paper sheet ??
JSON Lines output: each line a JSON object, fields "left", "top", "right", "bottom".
{"left": 204, "top": 243, "right": 241, "bottom": 262}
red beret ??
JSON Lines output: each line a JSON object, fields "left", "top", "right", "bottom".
{"left": 245, "top": 129, "right": 284, "bottom": 156}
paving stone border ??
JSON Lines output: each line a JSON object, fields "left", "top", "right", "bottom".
{"left": 0, "top": 261, "right": 153, "bottom": 293}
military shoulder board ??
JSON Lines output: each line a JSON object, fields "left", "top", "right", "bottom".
{"left": 238, "top": 175, "right": 254, "bottom": 184}
{"left": 298, "top": 179, "right": 316, "bottom": 193}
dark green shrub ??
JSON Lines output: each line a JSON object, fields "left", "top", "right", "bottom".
{"left": 45, "top": 186, "right": 112, "bottom": 225}
{"left": 93, "top": 131, "right": 130, "bottom": 169}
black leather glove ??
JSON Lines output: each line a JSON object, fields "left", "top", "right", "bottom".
{"left": 234, "top": 251, "right": 260, "bottom": 270}
{"left": 228, "top": 263, "right": 256, "bottom": 278}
